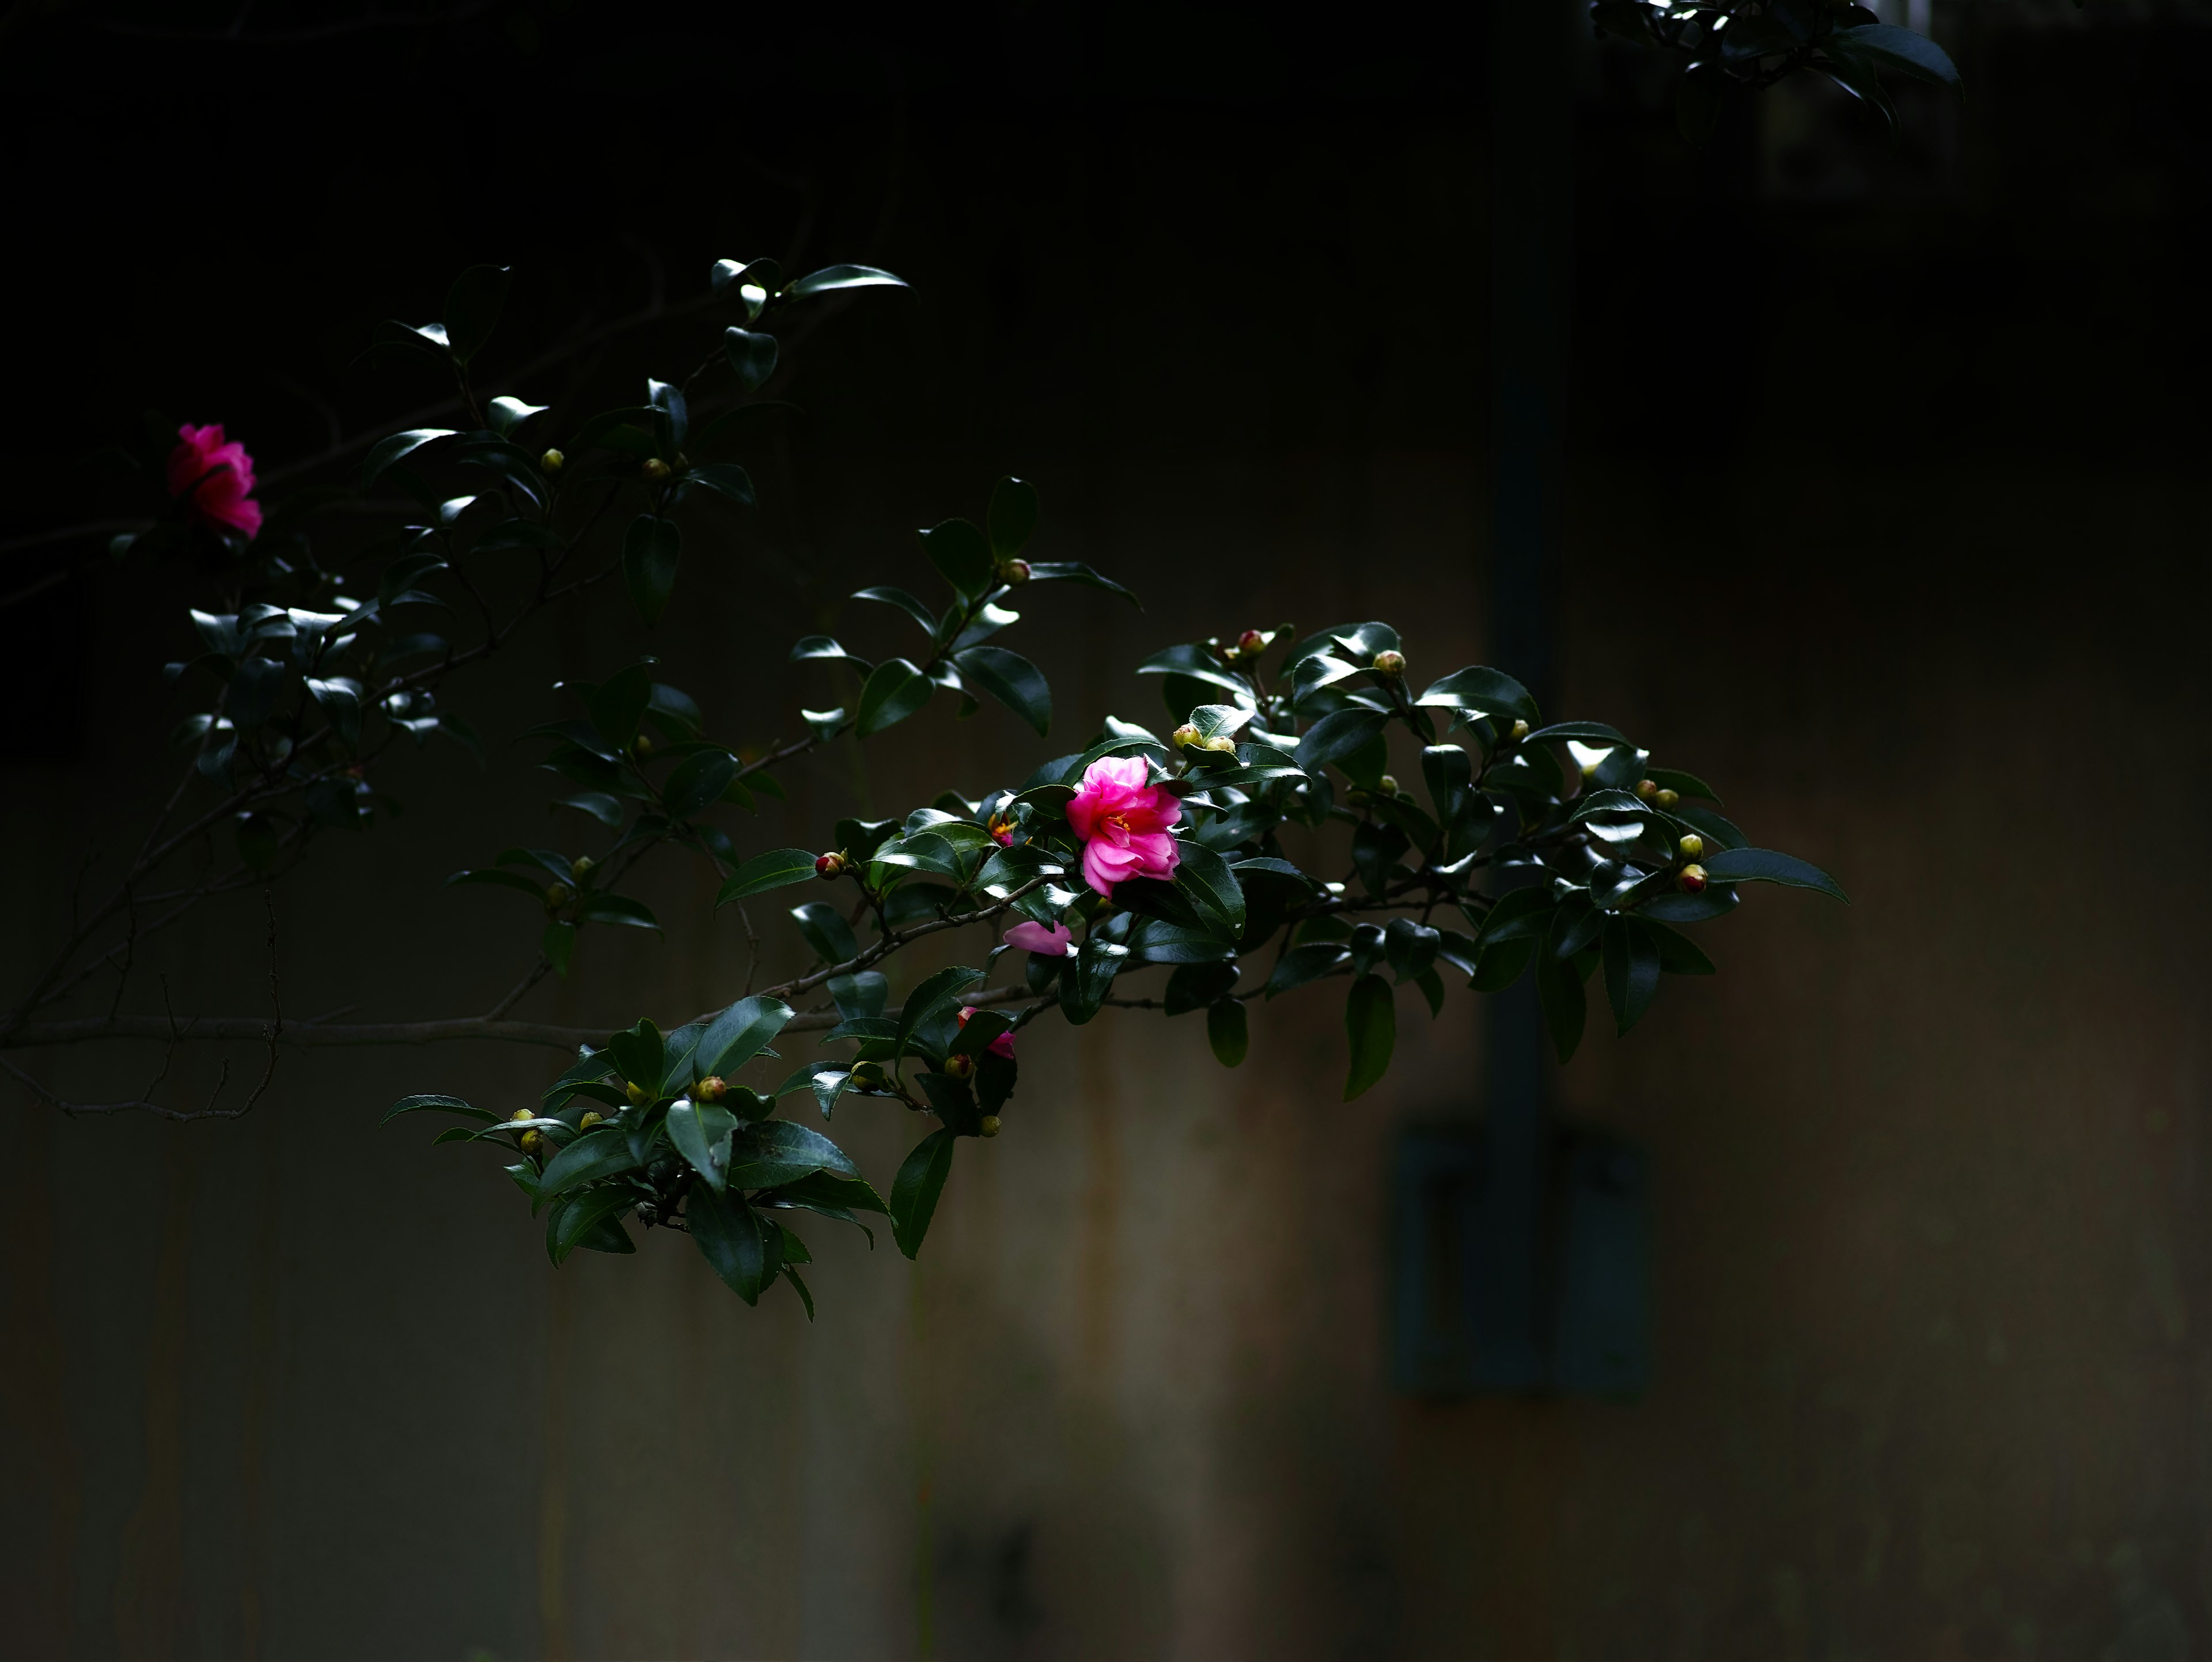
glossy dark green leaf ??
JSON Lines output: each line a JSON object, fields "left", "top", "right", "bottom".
{"left": 1603, "top": 918, "right": 1664, "bottom": 1037}
{"left": 360, "top": 429, "right": 458, "bottom": 490}
{"left": 952, "top": 646, "right": 1051, "bottom": 736}
{"left": 1414, "top": 968, "right": 1447, "bottom": 1017}
{"left": 548, "top": 1190, "right": 635, "bottom": 1263}
{"left": 577, "top": 893, "right": 658, "bottom": 931}
{"left": 1645, "top": 919, "right": 1716, "bottom": 974}
{"left": 685, "top": 463, "right": 755, "bottom": 506}
{"left": 1384, "top": 918, "right": 1440, "bottom": 982}
{"left": 689, "top": 1183, "right": 769, "bottom": 1301}
{"left": 1296, "top": 708, "right": 1389, "bottom": 774}
{"left": 1060, "top": 934, "right": 1127, "bottom": 1025}
{"left": 1470, "top": 937, "right": 1535, "bottom": 992}
{"left": 694, "top": 995, "right": 796, "bottom": 1079}
{"left": 486, "top": 396, "right": 546, "bottom": 436}
{"left": 447, "top": 867, "right": 547, "bottom": 899}
{"left": 1415, "top": 667, "right": 1539, "bottom": 723}
{"left": 784, "top": 263, "right": 908, "bottom": 298}
{"left": 381, "top": 1092, "right": 495, "bottom": 1126}
{"left": 554, "top": 792, "right": 624, "bottom": 827}
{"left": 661, "top": 748, "right": 737, "bottom": 819}
{"left": 789, "top": 900, "right": 858, "bottom": 966}
{"left": 856, "top": 657, "right": 931, "bottom": 736}
{"left": 1351, "top": 819, "right": 1411, "bottom": 898}
{"left": 1700, "top": 847, "right": 1849, "bottom": 902}
{"left": 622, "top": 515, "right": 681, "bottom": 626}
{"left": 1024, "top": 562, "right": 1141, "bottom": 606}
{"left": 1645, "top": 767, "right": 1719, "bottom": 804}
{"left": 715, "top": 848, "right": 819, "bottom": 907}
{"left": 853, "top": 585, "right": 938, "bottom": 638}
{"left": 1207, "top": 998, "right": 1248, "bottom": 1067}
{"left": 896, "top": 966, "right": 984, "bottom": 1062}
{"left": 538, "top": 1126, "right": 639, "bottom": 1196}
{"left": 986, "top": 475, "right": 1040, "bottom": 555}
{"left": 1816, "top": 54, "right": 1897, "bottom": 128}
{"left": 1172, "top": 841, "right": 1245, "bottom": 935}
{"left": 1634, "top": 884, "right": 1741, "bottom": 923}
{"left": 1343, "top": 974, "right": 1395, "bottom": 1100}
{"left": 1826, "top": 22, "right": 1961, "bottom": 93}
{"left": 919, "top": 518, "right": 995, "bottom": 596}
{"left": 1538, "top": 905, "right": 1589, "bottom": 1063}
{"left": 668, "top": 1099, "right": 738, "bottom": 1191}
{"left": 542, "top": 921, "right": 576, "bottom": 976}
{"left": 728, "top": 1119, "right": 860, "bottom": 1189}
{"left": 441, "top": 264, "right": 510, "bottom": 364}
{"left": 723, "top": 326, "right": 779, "bottom": 390}
{"left": 1266, "top": 941, "right": 1350, "bottom": 997}
{"left": 889, "top": 1127, "right": 956, "bottom": 1259}
{"left": 1475, "top": 885, "right": 1554, "bottom": 946}
{"left": 1165, "top": 960, "right": 1240, "bottom": 1016}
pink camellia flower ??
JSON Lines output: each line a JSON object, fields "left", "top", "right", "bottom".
{"left": 957, "top": 1006, "right": 1017, "bottom": 1059}
{"left": 1066, "top": 754, "right": 1181, "bottom": 896}
{"left": 166, "top": 423, "right": 263, "bottom": 540}
{"left": 1004, "top": 920, "right": 1073, "bottom": 956}
{"left": 985, "top": 811, "right": 1017, "bottom": 847}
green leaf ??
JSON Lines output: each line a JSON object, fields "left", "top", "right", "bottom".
{"left": 1059, "top": 934, "right": 1127, "bottom": 1025}
{"left": 1172, "top": 841, "right": 1245, "bottom": 936}
{"left": 441, "top": 264, "right": 510, "bottom": 364}
{"left": 1471, "top": 937, "right": 1535, "bottom": 992}
{"left": 381, "top": 1092, "right": 494, "bottom": 1127}
{"left": 668, "top": 1099, "right": 739, "bottom": 1191}
{"left": 727, "top": 1118, "right": 858, "bottom": 1188}
{"left": 1700, "top": 847, "right": 1849, "bottom": 902}
{"left": 548, "top": 1190, "right": 635, "bottom": 1263}
{"left": 360, "top": 429, "right": 458, "bottom": 490}
{"left": 896, "top": 966, "right": 984, "bottom": 1062}
{"left": 577, "top": 893, "right": 658, "bottom": 931}
{"left": 447, "top": 867, "right": 547, "bottom": 899}
{"left": 659, "top": 748, "right": 737, "bottom": 819}
{"left": 889, "top": 1128, "right": 956, "bottom": 1259}
{"left": 1826, "top": 22, "right": 1961, "bottom": 94}
{"left": 1207, "top": 998, "right": 1248, "bottom": 1067}
{"left": 918, "top": 519, "right": 995, "bottom": 596}
{"left": 537, "top": 1126, "right": 639, "bottom": 1196}
{"left": 1603, "top": 918, "right": 1663, "bottom": 1038}
{"left": 1415, "top": 667, "right": 1538, "bottom": 723}
{"left": 486, "top": 395, "right": 546, "bottom": 436}
{"left": 1266, "top": 941, "right": 1350, "bottom": 997}
{"left": 695, "top": 995, "right": 796, "bottom": 1079}
{"left": 622, "top": 516, "right": 681, "bottom": 627}
{"left": 853, "top": 585, "right": 939, "bottom": 638}
{"left": 541, "top": 921, "right": 576, "bottom": 976}
{"left": 1296, "top": 708, "right": 1389, "bottom": 774}
{"left": 1646, "top": 919, "right": 1716, "bottom": 975}
{"left": 1475, "top": 885, "right": 1554, "bottom": 946}
{"left": 685, "top": 463, "right": 755, "bottom": 506}
{"left": 1164, "top": 961, "right": 1239, "bottom": 1015}
{"left": 1414, "top": 967, "right": 1446, "bottom": 1017}
{"left": 951, "top": 646, "right": 1051, "bottom": 736}
{"left": 1343, "top": 974, "right": 1395, "bottom": 1100}
{"left": 783, "top": 263, "right": 909, "bottom": 298}
{"left": 715, "top": 848, "right": 819, "bottom": 907}
{"left": 789, "top": 901, "right": 858, "bottom": 966}
{"left": 688, "top": 1184, "right": 770, "bottom": 1301}
{"left": 856, "top": 657, "right": 931, "bottom": 736}
{"left": 1384, "top": 918, "right": 1440, "bottom": 982}
{"left": 576, "top": 661, "right": 652, "bottom": 751}
{"left": 1024, "top": 562, "right": 1140, "bottom": 607}
{"left": 1645, "top": 767, "right": 1719, "bottom": 804}
{"left": 723, "top": 326, "right": 779, "bottom": 390}
{"left": 1538, "top": 904, "right": 1589, "bottom": 1063}
{"left": 552, "top": 792, "right": 623, "bottom": 827}
{"left": 988, "top": 476, "right": 1039, "bottom": 555}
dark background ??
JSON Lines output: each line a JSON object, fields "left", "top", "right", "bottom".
{"left": 3, "top": 2, "right": 2211, "bottom": 1658}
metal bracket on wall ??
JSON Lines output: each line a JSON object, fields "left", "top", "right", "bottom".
{"left": 1389, "top": 1124, "right": 1652, "bottom": 1399}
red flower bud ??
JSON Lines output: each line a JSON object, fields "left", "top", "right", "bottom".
{"left": 1001, "top": 559, "right": 1031, "bottom": 584}
{"left": 1372, "top": 649, "right": 1406, "bottom": 676}
{"left": 815, "top": 851, "right": 849, "bottom": 879}
{"left": 944, "top": 1053, "right": 976, "bottom": 1081}
{"left": 695, "top": 1076, "right": 728, "bottom": 1103}
{"left": 641, "top": 457, "right": 672, "bottom": 481}
{"left": 1236, "top": 629, "right": 1266, "bottom": 656}
{"left": 1677, "top": 864, "right": 1708, "bottom": 894}
{"left": 1635, "top": 778, "right": 1658, "bottom": 801}
{"left": 1654, "top": 788, "right": 1679, "bottom": 809}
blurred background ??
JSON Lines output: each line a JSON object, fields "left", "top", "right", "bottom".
{"left": 3, "top": 0, "right": 2210, "bottom": 1656}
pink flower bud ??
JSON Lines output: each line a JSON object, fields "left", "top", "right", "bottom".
{"left": 1004, "top": 921, "right": 1073, "bottom": 956}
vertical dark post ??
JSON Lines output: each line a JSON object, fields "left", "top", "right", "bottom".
{"left": 1476, "top": 0, "right": 1576, "bottom": 1392}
